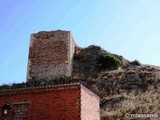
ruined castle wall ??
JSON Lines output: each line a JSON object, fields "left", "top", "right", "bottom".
{"left": 27, "top": 30, "right": 76, "bottom": 81}
{"left": 66, "top": 34, "right": 76, "bottom": 76}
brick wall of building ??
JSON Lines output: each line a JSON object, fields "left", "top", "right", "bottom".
{"left": 27, "top": 30, "right": 76, "bottom": 81}
{"left": 0, "top": 84, "right": 100, "bottom": 120}
{"left": 81, "top": 85, "right": 100, "bottom": 120}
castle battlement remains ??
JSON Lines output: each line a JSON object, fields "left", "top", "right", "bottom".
{"left": 27, "top": 30, "right": 76, "bottom": 81}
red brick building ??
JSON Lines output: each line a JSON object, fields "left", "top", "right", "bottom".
{"left": 0, "top": 83, "right": 100, "bottom": 120}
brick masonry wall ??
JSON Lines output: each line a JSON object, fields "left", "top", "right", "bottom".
{"left": 28, "top": 64, "right": 70, "bottom": 80}
{"left": 67, "top": 34, "right": 77, "bottom": 76}
{"left": 0, "top": 84, "right": 100, "bottom": 120}
{"left": 81, "top": 85, "right": 100, "bottom": 120}
{"left": 27, "top": 30, "right": 76, "bottom": 81}
{"left": 0, "top": 84, "right": 81, "bottom": 120}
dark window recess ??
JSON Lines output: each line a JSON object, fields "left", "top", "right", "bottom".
{"left": 13, "top": 103, "right": 29, "bottom": 120}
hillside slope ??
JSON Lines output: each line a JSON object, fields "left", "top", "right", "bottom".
{"left": 72, "top": 45, "right": 160, "bottom": 119}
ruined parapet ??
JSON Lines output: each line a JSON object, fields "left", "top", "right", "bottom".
{"left": 27, "top": 30, "right": 76, "bottom": 81}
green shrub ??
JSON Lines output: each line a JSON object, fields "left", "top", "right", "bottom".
{"left": 97, "top": 53, "right": 121, "bottom": 70}
{"left": 130, "top": 59, "right": 141, "bottom": 66}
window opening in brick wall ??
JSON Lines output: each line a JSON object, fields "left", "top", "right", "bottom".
{"left": 12, "top": 102, "right": 30, "bottom": 120}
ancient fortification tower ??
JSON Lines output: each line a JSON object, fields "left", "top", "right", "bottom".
{"left": 27, "top": 30, "right": 76, "bottom": 81}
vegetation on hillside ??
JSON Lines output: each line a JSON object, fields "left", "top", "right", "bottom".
{"left": 97, "top": 53, "right": 121, "bottom": 70}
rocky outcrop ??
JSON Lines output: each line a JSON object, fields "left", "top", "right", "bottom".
{"left": 72, "top": 45, "right": 160, "bottom": 119}
{"left": 73, "top": 46, "right": 160, "bottom": 92}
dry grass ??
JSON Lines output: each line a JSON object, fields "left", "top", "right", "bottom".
{"left": 100, "top": 86, "right": 160, "bottom": 119}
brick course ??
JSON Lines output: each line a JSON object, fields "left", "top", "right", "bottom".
{"left": 0, "top": 84, "right": 100, "bottom": 120}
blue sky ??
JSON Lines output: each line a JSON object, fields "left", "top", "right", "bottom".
{"left": 0, "top": 0, "right": 160, "bottom": 85}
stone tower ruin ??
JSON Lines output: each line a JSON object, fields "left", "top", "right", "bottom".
{"left": 27, "top": 30, "right": 76, "bottom": 81}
